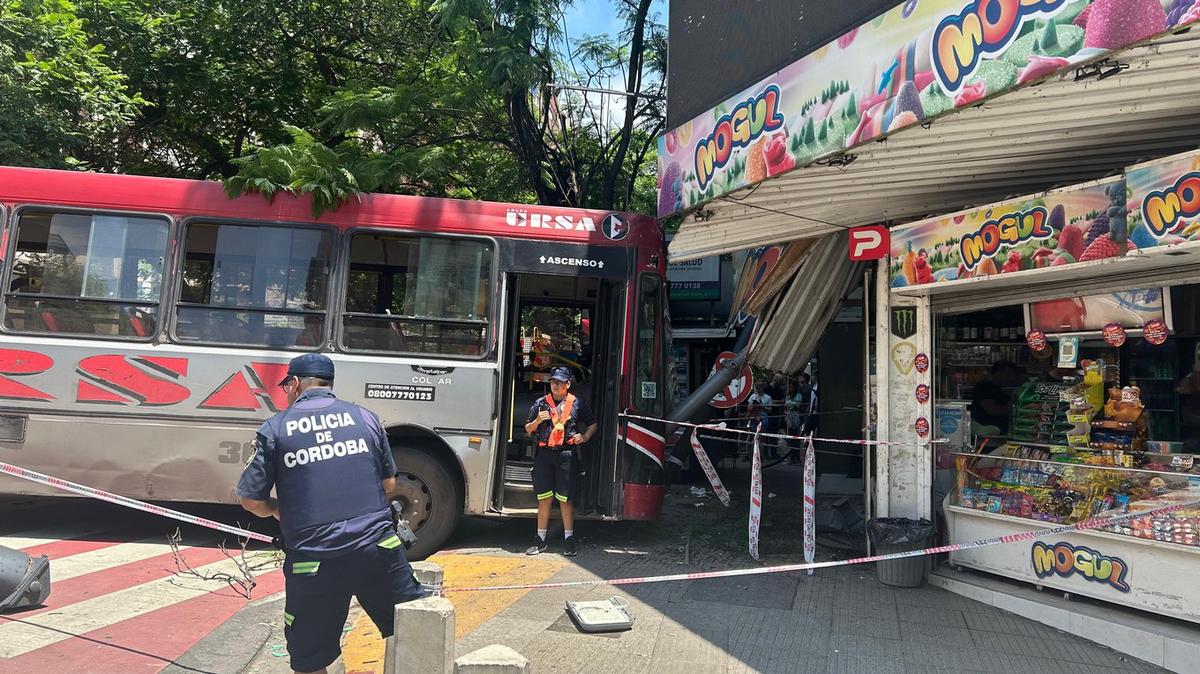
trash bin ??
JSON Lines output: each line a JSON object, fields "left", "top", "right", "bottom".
{"left": 0, "top": 545, "right": 51, "bottom": 612}
{"left": 867, "top": 518, "right": 933, "bottom": 588}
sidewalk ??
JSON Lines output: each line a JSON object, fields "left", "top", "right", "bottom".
{"left": 453, "top": 547, "right": 1164, "bottom": 674}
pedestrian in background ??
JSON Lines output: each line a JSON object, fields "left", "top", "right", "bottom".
{"left": 237, "top": 353, "right": 424, "bottom": 674}
{"left": 765, "top": 372, "right": 788, "bottom": 459}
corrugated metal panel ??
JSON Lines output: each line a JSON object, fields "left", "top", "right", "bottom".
{"left": 748, "top": 232, "right": 863, "bottom": 371}
{"left": 668, "top": 30, "right": 1200, "bottom": 262}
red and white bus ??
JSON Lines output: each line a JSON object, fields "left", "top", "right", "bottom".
{"left": 0, "top": 167, "right": 670, "bottom": 557}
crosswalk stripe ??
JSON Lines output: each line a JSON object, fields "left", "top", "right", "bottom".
{"left": 45, "top": 536, "right": 203, "bottom": 583}
{"left": 0, "top": 569, "right": 286, "bottom": 673}
{"left": 13, "top": 535, "right": 122, "bottom": 561}
{"left": 14, "top": 544, "right": 233, "bottom": 620}
{"left": 0, "top": 553, "right": 281, "bottom": 658}
{"left": 0, "top": 523, "right": 113, "bottom": 550}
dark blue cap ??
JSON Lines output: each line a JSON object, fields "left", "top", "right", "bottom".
{"left": 280, "top": 353, "right": 335, "bottom": 385}
{"left": 549, "top": 366, "right": 572, "bottom": 382}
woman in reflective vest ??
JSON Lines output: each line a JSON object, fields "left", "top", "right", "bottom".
{"left": 523, "top": 366, "right": 597, "bottom": 556}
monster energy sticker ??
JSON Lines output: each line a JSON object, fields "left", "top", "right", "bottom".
{"left": 891, "top": 306, "right": 917, "bottom": 339}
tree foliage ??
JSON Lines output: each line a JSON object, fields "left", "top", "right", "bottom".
{"left": 1, "top": 0, "right": 666, "bottom": 215}
{"left": 0, "top": 0, "right": 144, "bottom": 169}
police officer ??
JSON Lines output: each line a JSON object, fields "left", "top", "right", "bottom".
{"left": 237, "top": 353, "right": 424, "bottom": 674}
{"left": 524, "top": 366, "right": 597, "bottom": 556}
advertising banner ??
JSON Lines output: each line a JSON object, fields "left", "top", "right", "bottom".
{"left": 1127, "top": 148, "right": 1200, "bottom": 248}
{"left": 888, "top": 178, "right": 1125, "bottom": 288}
{"left": 1027, "top": 287, "right": 1168, "bottom": 333}
{"left": 667, "top": 256, "right": 721, "bottom": 300}
{"left": 657, "top": 0, "right": 1200, "bottom": 218}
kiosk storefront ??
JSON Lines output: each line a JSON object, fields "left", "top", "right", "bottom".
{"left": 875, "top": 148, "right": 1200, "bottom": 624}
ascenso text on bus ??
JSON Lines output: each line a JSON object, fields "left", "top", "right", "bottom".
{"left": 0, "top": 348, "right": 292, "bottom": 412}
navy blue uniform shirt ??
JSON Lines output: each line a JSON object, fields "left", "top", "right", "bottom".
{"left": 526, "top": 394, "right": 596, "bottom": 446}
{"left": 237, "top": 388, "right": 396, "bottom": 558}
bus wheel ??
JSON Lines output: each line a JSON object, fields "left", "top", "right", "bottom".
{"left": 391, "top": 447, "right": 461, "bottom": 560}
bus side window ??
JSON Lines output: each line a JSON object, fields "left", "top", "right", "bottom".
{"left": 173, "top": 222, "right": 332, "bottom": 349}
{"left": 2, "top": 210, "right": 169, "bottom": 339}
{"left": 340, "top": 233, "right": 492, "bottom": 357}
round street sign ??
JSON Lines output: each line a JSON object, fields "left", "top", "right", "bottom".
{"left": 708, "top": 351, "right": 753, "bottom": 409}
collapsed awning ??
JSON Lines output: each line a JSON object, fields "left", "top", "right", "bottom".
{"left": 668, "top": 30, "right": 1200, "bottom": 262}
{"left": 746, "top": 232, "right": 863, "bottom": 372}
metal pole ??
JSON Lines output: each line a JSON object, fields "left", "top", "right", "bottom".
{"left": 548, "top": 83, "right": 666, "bottom": 101}
{"left": 664, "top": 318, "right": 756, "bottom": 465}
{"left": 862, "top": 268, "right": 873, "bottom": 554}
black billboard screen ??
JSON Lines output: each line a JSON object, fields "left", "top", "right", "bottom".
{"left": 667, "top": 1, "right": 901, "bottom": 129}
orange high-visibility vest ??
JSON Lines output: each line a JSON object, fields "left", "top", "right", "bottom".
{"left": 540, "top": 394, "right": 576, "bottom": 447}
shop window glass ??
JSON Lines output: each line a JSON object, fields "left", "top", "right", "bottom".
{"left": 634, "top": 274, "right": 665, "bottom": 416}
{"left": 341, "top": 233, "right": 491, "bottom": 356}
{"left": 175, "top": 222, "right": 331, "bottom": 348}
{"left": 4, "top": 210, "right": 168, "bottom": 338}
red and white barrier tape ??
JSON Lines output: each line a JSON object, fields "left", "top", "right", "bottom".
{"left": 748, "top": 430, "right": 763, "bottom": 561}
{"left": 444, "top": 500, "right": 1200, "bottom": 592}
{"left": 0, "top": 461, "right": 273, "bottom": 543}
{"left": 802, "top": 436, "right": 816, "bottom": 576}
{"left": 689, "top": 426, "right": 730, "bottom": 506}
{"left": 619, "top": 412, "right": 942, "bottom": 448}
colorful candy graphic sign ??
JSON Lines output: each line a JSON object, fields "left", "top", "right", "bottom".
{"left": 888, "top": 179, "right": 1123, "bottom": 287}
{"left": 1127, "top": 148, "right": 1200, "bottom": 248}
{"left": 657, "top": 0, "right": 1200, "bottom": 218}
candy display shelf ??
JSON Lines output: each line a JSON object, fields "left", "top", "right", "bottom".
{"left": 944, "top": 452, "right": 1200, "bottom": 624}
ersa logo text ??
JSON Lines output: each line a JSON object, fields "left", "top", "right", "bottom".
{"left": 694, "top": 85, "right": 785, "bottom": 192}
{"left": 1142, "top": 171, "right": 1200, "bottom": 237}
{"left": 932, "top": 0, "right": 1067, "bottom": 93}
{"left": 959, "top": 206, "right": 1051, "bottom": 271}
{"left": 506, "top": 209, "right": 596, "bottom": 232}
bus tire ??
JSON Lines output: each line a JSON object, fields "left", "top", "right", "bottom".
{"left": 391, "top": 446, "right": 462, "bottom": 560}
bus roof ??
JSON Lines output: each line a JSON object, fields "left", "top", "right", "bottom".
{"left": 0, "top": 166, "right": 661, "bottom": 248}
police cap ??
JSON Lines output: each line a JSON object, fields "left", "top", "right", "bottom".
{"left": 549, "top": 366, "right": 572, "bottom": 383}
{"left": 280, "top": 353, "right": 335, "bottom": 385}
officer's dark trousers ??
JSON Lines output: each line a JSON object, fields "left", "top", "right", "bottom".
{"left": 283, "top": 539, "right": 425, "bottom": 672}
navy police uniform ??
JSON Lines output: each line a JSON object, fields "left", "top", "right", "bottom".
{"left": 237, "top": 354, "right": 424, "bottom": 673}
{"left": 526, "top": 379, "right": 595, "bottom": 503}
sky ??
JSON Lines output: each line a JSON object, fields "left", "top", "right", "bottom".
{"left": 563, "top": 0, "right": 667, "bottom": 45}
{"left": 564, "top": 0, "right": 623, "bottom": 39}
{"left": 556, "top": 0, "right": 667, "bottom": 124}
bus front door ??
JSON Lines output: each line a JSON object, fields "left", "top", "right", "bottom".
{"left": 493, "top": 272, "right": 624, "bottom": 517}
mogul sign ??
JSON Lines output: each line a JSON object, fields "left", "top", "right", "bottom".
{"left": 1128, "top": 149, "right": 1200, "bottom": 245}
{"left": 887, "top": 178, "right": 1125, "bottom": 288}
{"left": 886, "top": 148, "right": 1200, "bottom": 290}
{"left": 1031, "top": 540, "right": 1130, "bottom": 592}
{"left": 658, "top": 0, "right": 1200, "bottom": 217}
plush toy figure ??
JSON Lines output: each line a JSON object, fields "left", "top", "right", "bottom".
{"left": 1105, "top": 385, "right": 1145, "bottom": 423}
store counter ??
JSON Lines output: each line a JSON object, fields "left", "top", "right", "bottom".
{"left": 945, "top": 447, "right": 1200, "bottom": 624}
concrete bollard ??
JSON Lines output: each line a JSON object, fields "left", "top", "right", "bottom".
{"left": 411, "top": 560, "right": 445, "bottom": 595}
{"left": 454, "top": 645, "right": 530, "bottom": 674}
{"left": 385, "top": 596, "right": 455, "bottom": 674}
